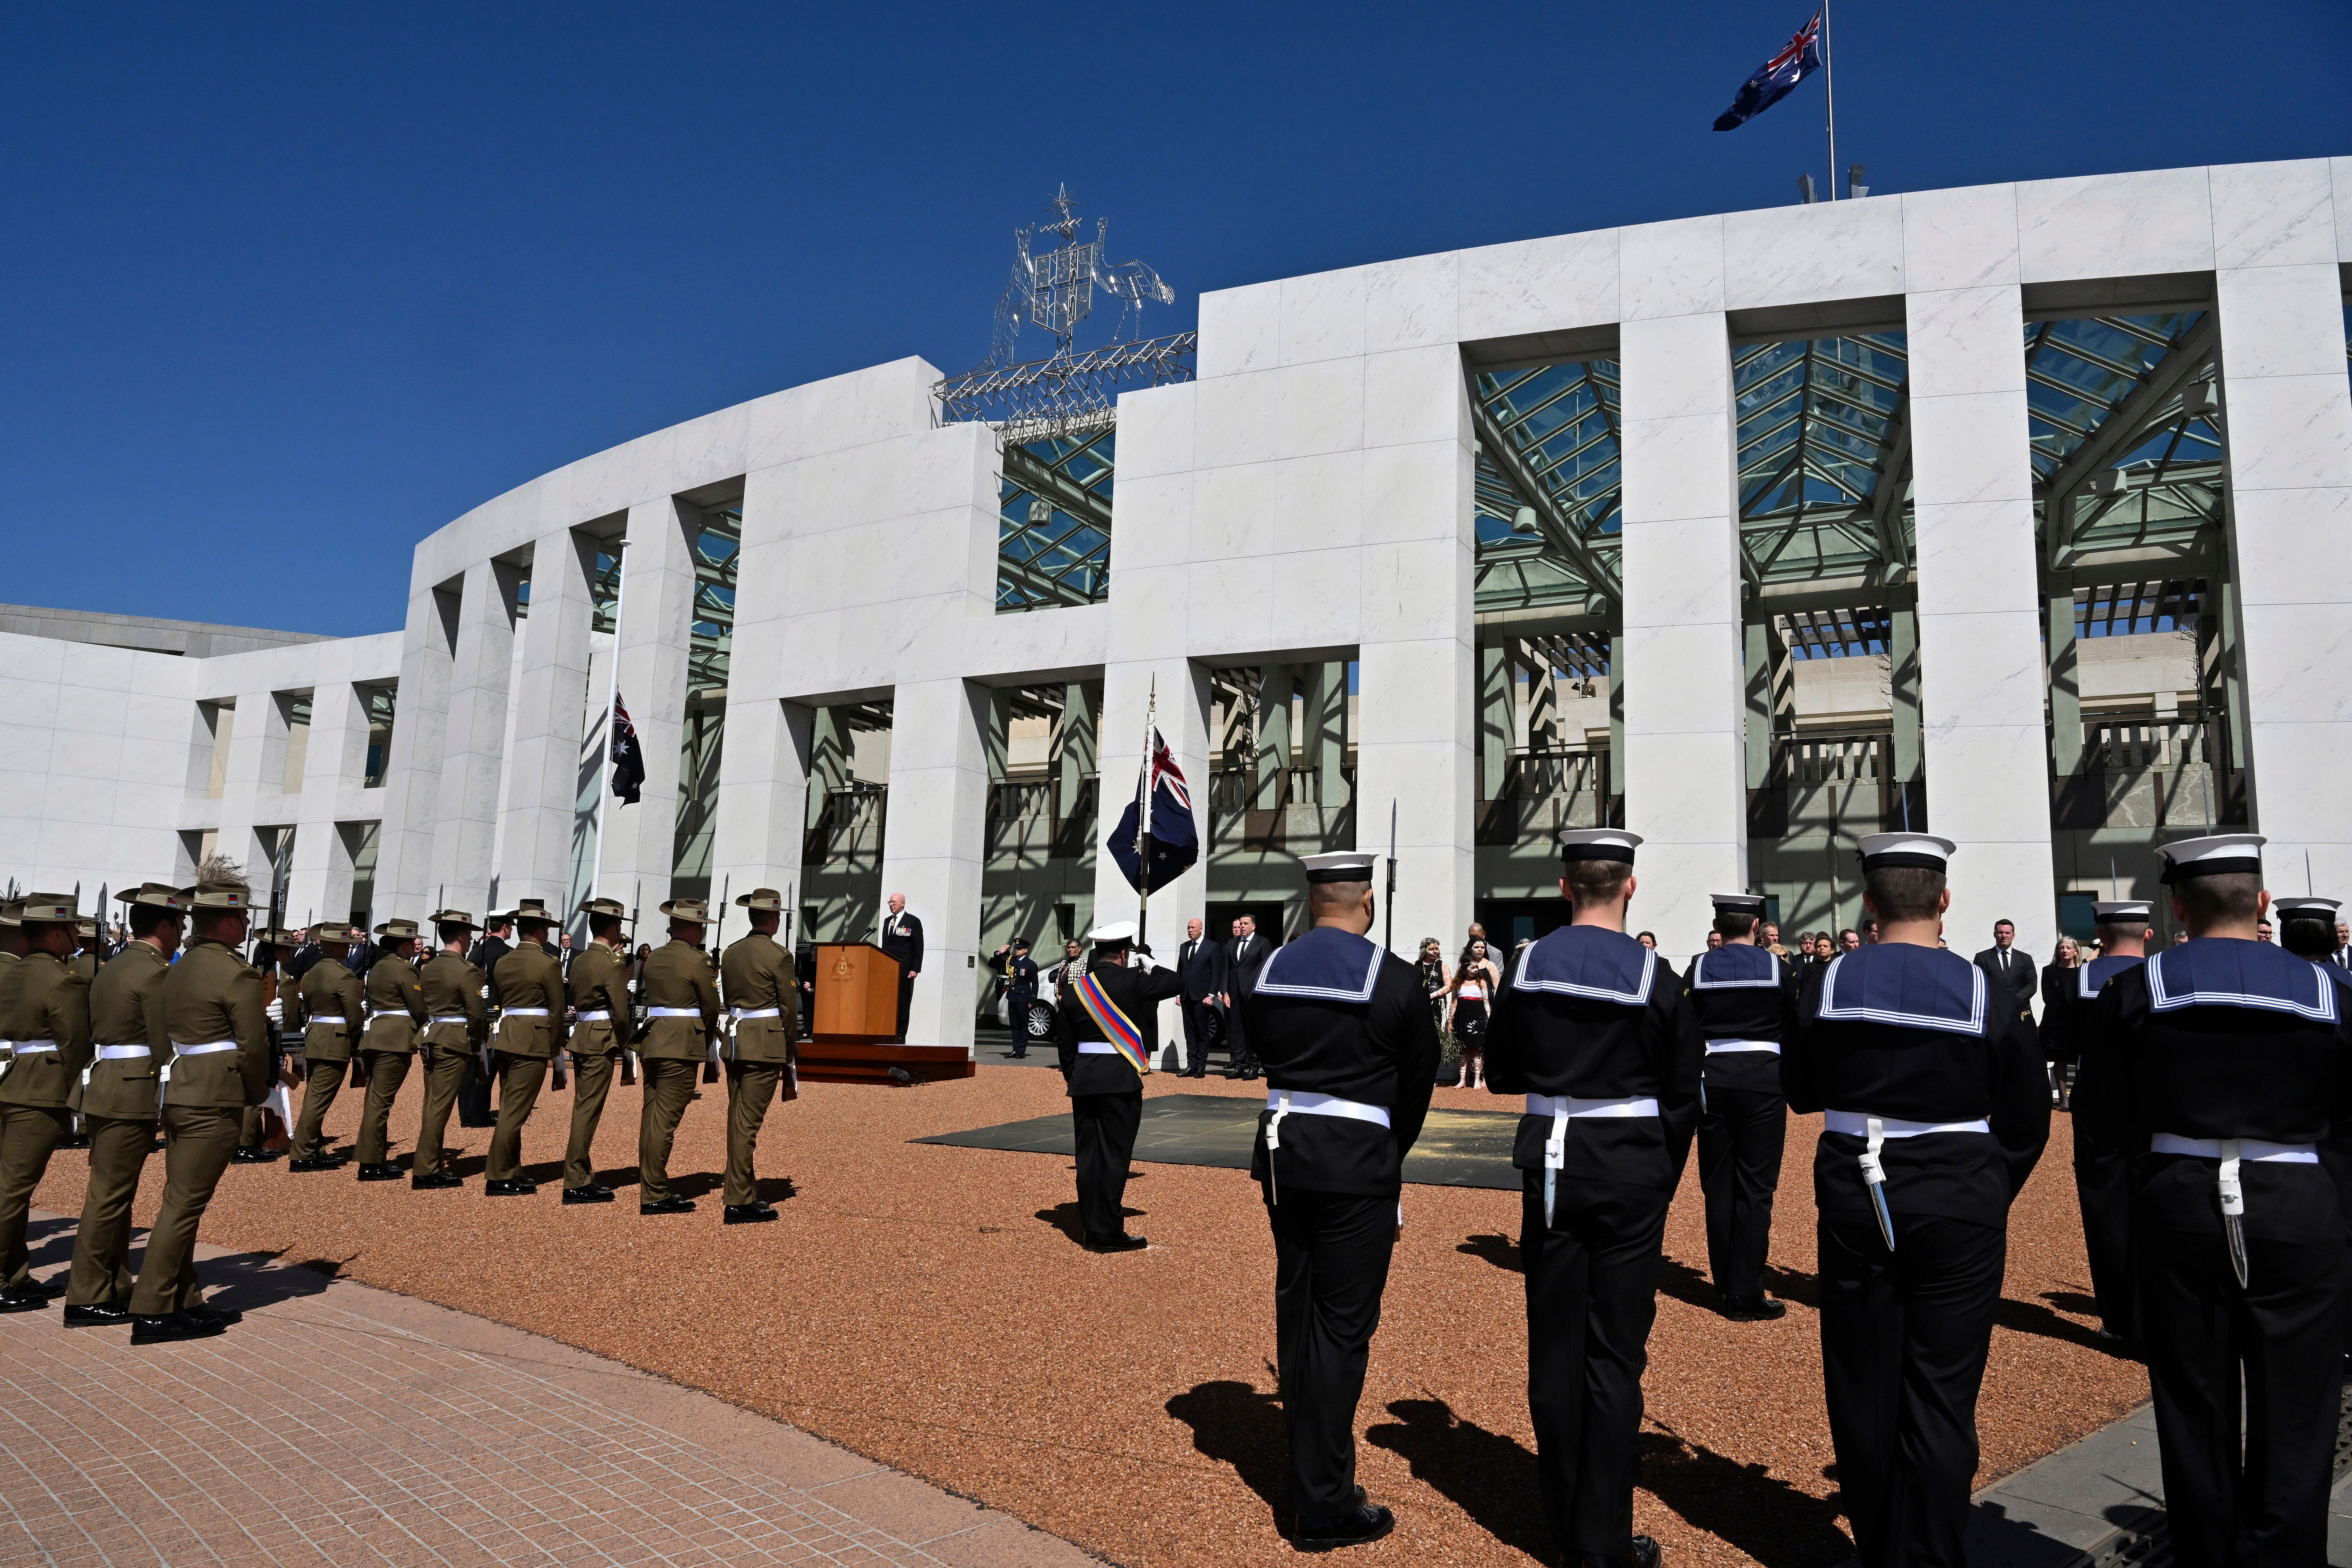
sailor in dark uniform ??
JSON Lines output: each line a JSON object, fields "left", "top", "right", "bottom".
{"left": 1484, "top": 829, "right": 1702, "bottom": 1568}
{"left": 1051, "top": 920, "right": 1182, "bottom": 1253}
{"left": 1246, "top": 851, "right": 1438, "bottom": 1551}
{"left": 1782, "top": 833, "right": 2049, "bottom": 1568}
{"left": 2078, "top": 836, "right": 2352, "bottom": 1567}
{"left": 2043, "top": 898, "right": 2154, "bottom": 1346}
{"left": 1686, "top": 891, "right": 1800, "bottom": 1323}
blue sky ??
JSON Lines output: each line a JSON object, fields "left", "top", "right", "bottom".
{"left": 5, "top": 1, "right": 2346, "bottom": 637}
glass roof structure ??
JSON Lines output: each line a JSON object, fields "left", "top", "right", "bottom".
{"left": 688, "top": 508, "right": 739, "bottom": 693}
{"left": 1472, "top": 361, "right": 1622, "bottom": 613}
{"left": 2026, "top": 311, "right": 2220, "bottom": 572}
{"left": 996, "top": 431, "right": 1114, "bottom": 612}
{"left": 1732, "top": 334, "right": 1911, "bottom": 586}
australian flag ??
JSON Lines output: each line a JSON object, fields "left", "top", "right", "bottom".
{"left": 609, "top": 694, "right": 644, "bottom": 805}
{"left": 1713, "top": 10, "right": 1822, "bottom": 131}
{"left": 1107, "top": 724, "right": 1199, "bottom": 895}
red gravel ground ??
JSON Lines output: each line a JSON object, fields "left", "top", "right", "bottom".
{"left": 33, "top": 1067, "right": 2146, "bottom": 1568}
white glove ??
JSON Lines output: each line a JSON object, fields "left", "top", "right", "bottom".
{"left": 265, "top": 998, "right": 283, "bottom": 1025}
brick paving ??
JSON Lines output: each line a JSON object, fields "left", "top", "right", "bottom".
{"left": 0, "top": 1214, "right": 1096, "bottom": 1568}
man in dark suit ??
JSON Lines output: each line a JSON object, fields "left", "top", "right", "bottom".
{"left": 1972, "top": 918, "right": 2038, "bottom": 1025}
{"left": 880, "top": 894, "right": 922, "bottom": 1042}
{"left": 1175, "top": 917, "right": 1226, "bottom": 1076}
{"left": 1220, "top": 914, "right": 1273, "bottom": 1080}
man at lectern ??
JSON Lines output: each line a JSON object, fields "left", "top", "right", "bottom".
{"left": 880, "top": 894, "right": 922, "bottom": 1043}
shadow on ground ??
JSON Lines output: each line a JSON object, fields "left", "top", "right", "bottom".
{"left": 1166, "top": 1379, "right": 1290, "bottom": 1524}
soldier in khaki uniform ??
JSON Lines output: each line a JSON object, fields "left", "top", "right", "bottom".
{"left": 231, "top": 929, "right": 298, "bottom": 1163}
{"left": 0, "top": 894, "right": 93, "bottom": 1313}
{"left": 61, "top": 884, "right": 185, "bottom": 1325}
{"left": 562, "top": 897, "right": 632, "bottom": 1204}
{"left": 0, "top": 902, "right": 24, "bottom": 1100}
{"left": 638, "top": 898, "right": 718, "bottom": 1216}
{"left": 289, "top": 924, "right": 365, "bottom": 1170}
{"left": 412, "top": 911, "right": 487, "bottom": 1190}
{"left": 129, "top": 862, "right": 269, "bottom": 1344}
{"left": 355, "top": 918, "right": 429, "bottom": 1180}
{"left": 485, "top": 902, "right": 566, "bottom": 1196}
{"left": 69, "top": 918, "right": 102, "bottom": 983}
{"left": 719, "top": 887, "right": 799, "bottom": 1225}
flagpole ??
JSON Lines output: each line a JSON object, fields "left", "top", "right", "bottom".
{"left": 1135, "top": 678, "right": 1156, "bottom": 953}
{"left": 587, "top": 538, "right": 630, "bottom": 915}
{"left": 1822, "top": 0, "right": 1838, "bottom": 200}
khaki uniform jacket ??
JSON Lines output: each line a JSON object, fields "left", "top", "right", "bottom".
{"left": 566, "top": 942, "right": 631, "bottom": 1056}
{"left": 0, "top": 951, "right": 93, "bottom": 1109}
{"left": 639, "top": 940, "right": 719, "bottom": 1061}
{"left": 69, "top": 951, "right": 99, "bottom": 984}
{"left": 76, "top": 941, "right": 171, "bottom": 1119}
{"left": 491, "top": 944, "right": 567, "bottom": 1059}
{"left": 362, "top": 953, "right": 428, "bottom": 1053}
{"left": 418, "top": 952, "right": 486, "bottom": 1053}
{"left": 720, "top": 933, "right": 798, "bottom": 1065}
{"left": 0, "top": 949, "right": 13, "bottom": 1062}
{"left": 293, "top": 956, "right": 366, "bottom": 1064}
{"left": 161, "top": 938, "right": 269, "bottom": 1108}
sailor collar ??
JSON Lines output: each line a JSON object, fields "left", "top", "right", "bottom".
{"left": 1509, "top": 926, "right": 1658, "bottom": 1007}
{"left": 2077, "top": 952, "right": 2145, "bottom": 999}
{"left": 1253, "top": 926, "right": 1384, "bottom": 1004}
{"left": 1815, "top": 945, "right": 1988, "bottom": 1037}
{"left": 1691, "top": 944, "right": 1782, "bottom": 989}
{"left": 2146, "top": 940, "right": 2342, "bottom": 1022}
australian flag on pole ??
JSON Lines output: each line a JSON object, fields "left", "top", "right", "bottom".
{"left": 1713, "top": 10, "right": 1823, "bottom": 131}
{"left": 1107, "top": 724, "right": 1199, "bottom": 895}
{"left": 610, "top": 694, "right": 645, "bottom": 804}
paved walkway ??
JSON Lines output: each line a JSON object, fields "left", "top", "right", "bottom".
{"left": 0, "top": 1212, "right": 1097, "bottom": 1568}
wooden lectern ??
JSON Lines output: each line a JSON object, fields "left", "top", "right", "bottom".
{"left": 800, "top": 942, "right": 976, "bottom": 1085}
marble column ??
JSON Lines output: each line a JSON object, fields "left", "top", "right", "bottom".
{"left": 425, "top": 556, "right": 523, "bottom": 916}
{"left": 376, "top": 582, "right": 458, "bottom": 912}
{"left": 598, "top": 497, "right": 700, "bottom": 900}
{"left": 878, "top": 678, "right": 991, "bottom": 1054}
{"left": 711, "top": 695, "right": 812, "bottom": 915}
{"left": 500, "top": 529, "right": 597, "bottom": 910}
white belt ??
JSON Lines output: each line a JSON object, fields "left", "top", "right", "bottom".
{"left": 306, "top": 1016, "right": 352, "bottom": 1029}
{"left": 1824, "top": 1111, "right": 1991, "bottom": 1138}
{"left": 1076, "top": 1042, "right": 1122, "bottom": 1054}
{"left": 732, "top": 1007, "right": 780, "bottom": 1020}
{"left": 172, "top": 1042, "right": 239, "bottom": 1056}
{"left": 2151, "top": 1133, "right": 2318, "bottom": 1164}
{"left": 428, "top": 1015, "right": 470, "bottom": 1026}
{"left": 11, "top": 1040, "right": 58, "bottom": 1055}
{"left": 1262, "top": 1090, "right": 1393, "bottom": 1205}
{"left": 1705, "top": 1039, "right": 1780, "bottom": 1055}
{"left": 647, "top": 1007, "right": 702, "bottom": 1018}
{"left": 503, "top": 1007, "right": 550, "bottom": 1018}
{"left": 1525, "top": 1093, "right": 1659, "bottom": 1124}
{"left": 576, "top": 1010, "right": 612, "bottom": 1021}
{"left": 94, "top": 1045, "right": 152, "bottom": 1060}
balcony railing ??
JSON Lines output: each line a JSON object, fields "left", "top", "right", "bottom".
{"left": 804, "top": 781, "right": 887, "bottom": 862}
{"left": 1207, "top": 764, "right": 1356, "bottom": 851}
{"left": 2055, "top": 714, "right": 2245, "bottom": 829}
{"left": 987, "top": 775, "right": 1098, "bottom": 858}
{"left": 1477, "top": 748, "right": 1613, "bottom": 845}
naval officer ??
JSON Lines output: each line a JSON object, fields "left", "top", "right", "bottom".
{"left": 1782, "top": 833, "right": 2048, "bottom": 1568}
{"left": 1245, "top": 850, "right": 1438, "bottom": 1550}
{"left": 2041, "top": 898, "right": 2154, "bottom": 1346}
{"left": 2078, "top": 836, "right": 2352, "bottom": 1566}
{"left": 1684, "top": 891, "right": 1800, "bottom": 1322}
{"left": 1052, "top": 918, "right": 1183, "bottom": 1252}
{"left": 1484, "top": 829, "right": 1702, "bottom": 1568}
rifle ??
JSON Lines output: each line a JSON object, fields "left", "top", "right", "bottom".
{"left": 704, "top": 875, "right": 729, "bottom": 1084}
{"left": 620, "top": 879, "right": 642, "bottom": 1085}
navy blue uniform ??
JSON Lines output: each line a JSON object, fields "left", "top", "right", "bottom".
{"left": 990, "top": 949, "right": 1040, "bottom": 1056}
{"left": 2080, "top": 940, "right": 2352, "bottom": 1567}
{"left": 1244, "top": 927, "right": 1439, "bottom": 1535}
{"left": 1483, "top": 926, "right": 1703, "bottom": 1562}
{"left": 1684, "top": 943, "right": 1801, "bottom": 1304}
{"left": 1052, "top": 957, "right": 1182, "bottom": 1244}
{"left": 2043, "top": 952, "right": 2146, "bottom": 1338}
{"left": 1784, "top": 944, "right": 2049, "bottom": 1568}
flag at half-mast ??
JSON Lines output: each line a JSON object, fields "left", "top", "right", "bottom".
{"left": 1107, "top": 723, "right": 1199, "bottom": 895}
{"left": 1712, "top": 10, "right": 1823, "bottom": 131}
{"left": 610, "top": 695, "right": 646, "bottom": 805}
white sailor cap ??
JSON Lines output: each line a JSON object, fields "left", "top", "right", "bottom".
{"left": 1086, "top": 919, "right": 1140, "bottom": 947}
{"left": 1559, "top": 828, "right": 1643, "bottom": 864}
{"left": 1298, "top": 851, "right": 1379, "bottom": 884}
{"left": 1710, "top": 893, "right": 1767, "bottom": 915}
{"left": 1857, "top": 833, "right": 1957, "bottom": 872}
{"left": 2157, "top": 833, "right": 2266, "bottom": 884}
{"left": 2092, "top": 900, "right": 2155, "bottom": 922}
{"left": 2272, "top": 897, "right": 2341, "bottom": 918}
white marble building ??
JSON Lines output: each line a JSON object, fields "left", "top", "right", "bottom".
{"left": 4, "top": 157, "right": 2347, "bottom": 1052}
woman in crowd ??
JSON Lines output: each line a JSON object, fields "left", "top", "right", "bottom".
{"left": 2042, "top": 934, "right": 2083, "bottom": 1107}
{"left": 1416, "top": 938, "right": 1448, "bottom": 1035}
{"left": 1446, "top": 938, "right": 1503, "bottom": 1091}
{"left": 1635, "top": 931, "right": 1657, "bottom": 950}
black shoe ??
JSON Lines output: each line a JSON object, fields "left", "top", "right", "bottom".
{"left": 59, "top": 1134, "right": 90, "bottom": 1151}
{"left": 0, "top": 1288, "right": 53, "bottom": 1314}
{"left": 356, "top": 1163, "right": 402, "bottom": 1182}
{"left": 288, "top": 1155, "right": 347, "bottom": 1172}
{"left": 411, "top": 1171, "right": 465, "bottom": 1190}
{"left": 484, "top": 1179, "right": 537, "bottom": 1197}
{"left": 1183, "top": 1069, "right": 1205, "bottom": 1078}
{"left": 723, "top": 1203, "right": 778, "bottom": 1225}
{"left": 1292, "top": 1503, "right": 1395, "bottom": 1551}
{"left": 563, "top": 1185, "right": 616, "bottom": 1205}
{"left": 130, "top": 1310, "right": 228, "bottom": 1346}
{"left": 640, "top": 1196, "right": 696, "bottom": 1215}
{"left": 1082, "top": 1232, "right": 1149, "bottom": 1253}
{"left": 1009, "top": 1050, "right": 1028, "bottom": 1058}
{"left": 186, "top": 1299, "right": 243, "bottom": 1327}
{"left": 33, "top": 1275, "right": 66, "bottom": 1299}
{"left": 62, "top": 1299, "right": 133, "bottom": 1327}
{"left": 1581, "top": 1538, "right": 1662, "bottom": 1568}
{"left": 229, "top": 1146, "right": 279, "bottom": 1164}
{"left": 1721, "top": 1295, "right": 1787, "bottom": 1323}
